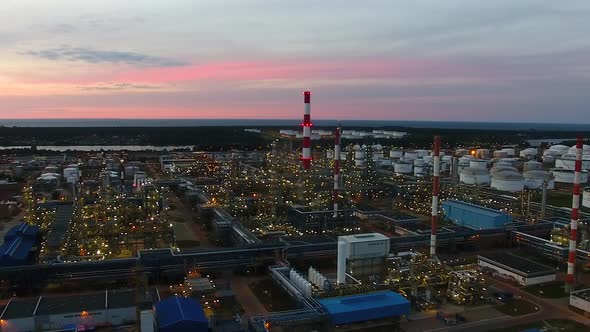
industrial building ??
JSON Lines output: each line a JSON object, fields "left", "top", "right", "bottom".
{"left": 0, "top": 223, "right": 39, "bottom": 266}
{"left": 154, "top": 297, "right": 209, "bottom": 332}
{"left": 569, "top": 288, "right": 590, "bottom": 315}
{"left": 442, "top": 200, "right": 513, "bottom": 230}
{"left": 337, "top": 233, "right": 390, "bottom": 284}
{"left": 0, "top": 289, "right": 138, "bottom": 332}
{"left": 477, "top": 253, "right": 556, "bottom": 286}
{"left": 317, "top": 291, "right": 410, "bottom": 326}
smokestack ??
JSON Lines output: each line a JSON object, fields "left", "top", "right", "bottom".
{"left": 430, "top": 136, "right": 441, "bottom": 257}
{"left": 566, "top": 136, "right": 584, "bottom": 287}
{"left": 301, "top": 91, "right": 312, "bottom": 169}
{"left": 333, "top": 123, "right": 341, "bottom": 218}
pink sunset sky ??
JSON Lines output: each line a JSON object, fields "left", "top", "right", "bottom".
{"left": 1, "top": 0, "right": 590, "bottom": 122}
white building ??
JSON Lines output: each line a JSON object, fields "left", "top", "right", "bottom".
{"left": 478, "top": 254, "right": 556, "bottom": 286}
{"left": 337, "top": 233, "right": 390, "bottom": 285}
{"left": 570, "top": 288, "right": 590, "bottom": 315}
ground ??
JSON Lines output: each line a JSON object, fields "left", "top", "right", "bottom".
{"left": 248, "top": 278, "right": 297, "bottom": 312}
{"left": 524, "top": 281, "right": 568, "bottom": 299}
{"left": 488, "top": 319, "right": 590, "bottom": 332}
{"left": 494, "top": 298, "right": 540, "bottom": 316}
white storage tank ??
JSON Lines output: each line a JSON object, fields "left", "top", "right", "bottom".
{"left": 63, "top": 167, "right": 79, "bottom": 180}
{"left": 414, "top": 166, "right": 424, "bottom": 176}
{"left": 494, "top": 150, "right": 509, "bottom": 158}
{"left": 326, "top": 150, "right": 334, "bottom": 159}
{"left": 469, "top": 160, "right": 487, "bottom": 169}
{"left": 373, "top": 152, "right": 384, "bottom": 161}
{"left": 524, "top": 161, "right": 543, "bottom": 171}
{"left": 414, "top": 159, "right": 425, "bottom": 167}
{"left": 455, "top": 148, "right": 468, "bottom": 156}
{"left": 523, "top": 170, "right": 555, "bottom": 189}
{"left": 355, "top": 159, "right": 365, "bottom": 167}
{"left": 416, "top": 149, "right": 429, "bottom": 158}
{"left": 476, "top": 149, "right": 490, "bottom": 158}
{"left": 491, "top": 171, "right": 525, "bottom": 192}
{"left": 552, "top": 168, "right": 589, "bottom": 184}
{"left": 460, "top": 167, "right": 491, "bottom": 185}
{"left": 354, "top": 150, "right": 365, "bottom": 160}
{"left": 423, "top": 155, "right": 433, "bottom": 164}
{"left": 340, "top": 152, "right": 348, "bottom": 160}
{"left": 583, "top": 187, "right": 590, "bottom": 208}
{"left": 394, "top": 161, "right": 413, "bottom": 174}
{"left": 379, "top": 158, "right": 392, "bottom": 167}
{"left": 555, "top": 154, "right": 590, "bottom": 171}
{"left": 389, "top": 149, "right": 403, "bottom": 158}
{"left": 500, "top": 148, "right": 516, "bottom": 157}
{"left": 442, "top": 155, "right": 453, "bottom": 163}
{"left": 404, "top": 151, "right": 418, "bottom": 160}
{"left": 520, "top": 148, "right": 538, "bottom": 159}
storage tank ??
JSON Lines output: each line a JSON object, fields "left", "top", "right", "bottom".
{"left": 519, "top": 148, "right": 538, "bottom": 159}
{"left": 63, "top": 167, "right": 79, "bottom": 180}
{"left": 355, "top": 159, "right": 365, "bottom": 167}
{"left": 455, "top": 148, "right": 468, "bottom": 156}
{"left": 404, "top": 151, "right": 418, "bottom": 160}
{"left": 44, "top": 165, "right": 59, "bottom": 173}
{"left": 416, "top": 149, "right": 428, "bottom": 158}
{"left": 389, "top": 149, "right": 403, "bottom": 158}
{"left": 555, "top": 154, "right": 590, "bottom": 170}
{"left": 476, "top": 149, "right": 490, "bottom": 158}
{"left": 583, "top": 187, "right": 590, "bottom": 208}
{"left": 459, "top": 167, "right": 491, "bottom": 185}
{"left": 414, "top": 159, "right": 425, "bottom": 167}
{"left": 469, "top": 160, "right": 487, "bottom": 169}
{"left": 423, "top": 155, "right": 433, "bottom": 164}
{"left": 494, "top": 150, "right": 509, "bottom": 158}
{"left": 491, "top": 171, "right": 525, "bottom": 192}
{"left": 394, "top": 161, "right": 413, "bottom": 174}
{"left": 523, "top": 170, "right": 555, "bottom": 189}
{"left": 326, "top": 150, "right": 334, "bottom": 159}
{"left": 340, "top": 152, "right": 348, "bottom": 160}
{"left": 414, "top": 166, "right": 424, "bottom": 176}
{"left": 524, "top": 161, "right": 543, "bottom": 171}
{"left": 552, "top": 168, "right": 589, "bottom": 184}
{"left": 372, "top": 152, "right": 384, "bottom": 161}
{"left": 354, "top": 150, "right": 365, "bottom": 160}
{"left": 500, "top": 148, "right": 516, "bottom": 157}
{"left": 442, "top": 155, "right": 453, "bottom": 163}
{"left": 379, "top": 158, "right": 392, "bottom": 167}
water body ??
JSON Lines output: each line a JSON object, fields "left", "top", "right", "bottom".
{"left": 0, "top": 145, "right": 195, "bottom": 151}
{"left": 0, "top": 119, "right": 589, "bottom": 131}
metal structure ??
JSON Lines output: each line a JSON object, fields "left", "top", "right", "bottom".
{"left": 301, "top": 91, "right": 312, "bottom": 170}
{"left": 431, "top": 136, "right": 440, "bottom": 257}
{"left": 333, "top": 123, "right": 341, "bottom": 217}
{"left": 566, "top": 136, "right": 584, "bottom": 287}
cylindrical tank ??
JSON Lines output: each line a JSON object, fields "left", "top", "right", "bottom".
{"left": 414, "top": 159, "right": 425, "bottom": 167}
{"left": 520, "top": 148, "right": 538, "bottom": 159}
{"left": 337, "top": 240, "right": 347, "bottom": 285}
{"left": 414, "top": 166, "right": 424, "bottom": 176}
{"left": 494, "top": 150, "right": 509, "bottom": 158}
{"left": 469, "top": 160, "right": 487, "bottom": 169}
{"left": 373, "top": 152, "right": 384, "bottom": 161}
{"left": 416, "top": 149, "right": 428, "bottom": 158}
{"left": 404, "top": 151, "right": 418, "bottom": 160}
{"left": 583, "top": 187, "right": 590, "bottom": 208}
{"left": 555, "top": 154, "right": 590, "bottom": 170}
{"left": 552, "top": 168, "right": 590, "bottom": 184}
{"left": 355, "top": 159, "right": 365, "bottom": 167}
{"left": 63, "top": 167, "right": 79, "bottom": 180}
{"left": 340, "top": 152, "right": 348, "bottom": 161}
{"left": 394, "top": 161, "right": 413, "bottom": 174}
{"left": 442, "top": 155, "right": 453, "bottom": 163}
{"left": 524, "top": 161, "right": 543, "bottom": 171}
{"left": 500, "top": 148, "right": 516, "bottom": 157}
{"left": 423, "top": 155, "right": 433, "bottom": 164}
{"left": 491, "top": 171, "right": 525, "bottom": 192}
{"left": 354, "top": 150, "right": 365, "bottom": 160}
{"left": 476, "top": 149, "right": 490, "bottom": 158}
{"left": 459, "top": 167, "right": 491, "bottom": 185}
{"left": 523, "top": 170, "right": 555, "bottom": 189}
{"left": 389, "top": 149, "right": 403, "bottom": 158}
{"left": 455, "top": 148, "right": 468, "bottom": 156}
{"left": 326, "top": 150, "right": 334, "bottom": 159}
{"left": 379, "top": 158, "right": 392, "bottom": 167}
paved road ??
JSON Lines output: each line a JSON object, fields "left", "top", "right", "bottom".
{"left": 421, "top": 276, "right": 590, "bottom": 332}
{"left": 231, "top": 276, "right": 267, "bottom": 320}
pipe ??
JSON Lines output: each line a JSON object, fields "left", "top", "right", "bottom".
{"left": 430, "top": 136, "right": 441, "bottom": 257}
{"left": 541, "top": 180, "right": 548, "bottom": 218}
{"left": 333, "top": 123, "right": 341, "bottom": 218}
{"left": 301, "top": 91, "right": 312, "bottom": 169}
{"left": 566, "top": 136, "right": 583, "bottom": 286}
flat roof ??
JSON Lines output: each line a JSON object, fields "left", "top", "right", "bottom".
{"left": 318, "top": 291, "right": 410, "bottom": 325}
{"left": 339, "top": 233, "right": 389, "bottom": 243}
{"left": 571, "top": 288, "right": 590, "bottom": 301}
{"left": 443, "top": 200, "right": 508, "bottom": 218}
{"left": 1, "top": 298, "right": 38, "bottom": 319}
{"left": 478, "top": 253, "right": 555, "bottom": 278}
{"left": 36, "top": 292, "right": 105, "bottom": 316}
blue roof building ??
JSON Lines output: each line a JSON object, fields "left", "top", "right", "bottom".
{"left": 442, "top": 200, "right": 513, "bottom": 230}
{"left": 317, "top": 291, "right": 410, "bottom": 326}
{"left": 155, "top": 297, "right": 208, "bottom": 332}
{"left": 0, "top": 223, "right": 40, "bottom": 267}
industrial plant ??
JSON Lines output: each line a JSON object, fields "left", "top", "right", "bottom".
{"left": 0, "top": 91, "right": 589, "bottom": 332}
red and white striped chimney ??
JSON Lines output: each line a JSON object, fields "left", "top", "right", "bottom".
{"left": 566, "top": 136, "right": 584, "bottom": 285}
{"left": 430, "top": 136, "right": 441, "bottom": 257}
{"left": 333, "top": 124, "right": 341, "bottom": 217}
{"left": 301, "top": 91, "right": 312, "bottom": 169}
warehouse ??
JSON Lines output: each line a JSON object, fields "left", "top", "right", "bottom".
{"left": 442, "top": 200, "right": 513, "bottom": 230}
{"left": 317, "top": 291, "right": 410, "bottom": 326}
{"left": 478, "top": 253, "right": 556, "bottom": 286}
{"left": 155, "top": 297, "right": 209, "bottom": 332}
{"left": 0, "top": 290, "right": 137, "bottom": 332}
{"left": 569, "top": 288, "right": 590, "bottom": 315}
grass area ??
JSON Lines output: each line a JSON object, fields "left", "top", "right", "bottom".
{"left": 495, "top": 299, "right": 539, "bottom": 316}
{"left": 524, "top": 281, "right": 568, "bottom": 298}
{"left": 489, "top": 319, "right": 589, "bottom": 332}
{"left": 249, "top": 278, "right": 298, "bottom": 312}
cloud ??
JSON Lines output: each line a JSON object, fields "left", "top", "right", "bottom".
{"left": 24, "top": 47, "right": 187, "bottom": 67}
{"left": 77, "top": 82, "right": 162, "bottom": 91}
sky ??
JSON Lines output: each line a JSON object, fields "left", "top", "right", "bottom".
{"left": 1, "top": 0, "right": 590, "bottom": 122}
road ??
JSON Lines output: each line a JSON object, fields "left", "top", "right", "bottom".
{"left": 231, "top": 276, "right": 267, "bottom": 320}
{"left": 420, "top": 276, "right": 590, "bottom": 332}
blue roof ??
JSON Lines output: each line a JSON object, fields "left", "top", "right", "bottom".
{"left": 4, "top": 223, "right": 39, "bottom": 241}
{"left": 0, "top": 223, "right": 39, "bottom": 266}
{"left": 318, "top": 291, "right": 410, "bottom": 326}
{"left": 155, "top": 297, "right": 208, "bottom": 331}
{"left": 442, "top": 200, "right": 507, "bottom": 218}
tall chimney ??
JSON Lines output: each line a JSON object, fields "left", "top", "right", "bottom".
{"left": 430, "top": 136, "right": 441, "bottom": 257}
{"left": 566, "top": 136, "right": 584, "bottom": 287}
{"left": 301, "top": 91, "right": 312, "bottom": 169}
{"left": 333, "top": 123, "right": 341, "bottom": 217}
